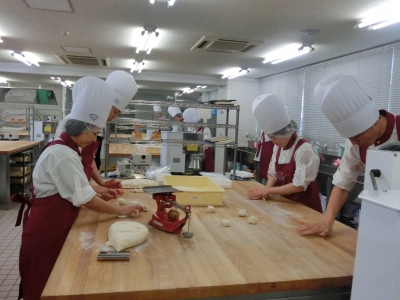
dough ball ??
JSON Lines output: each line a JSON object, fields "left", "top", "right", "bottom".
{"left": 108, "top": 221, "right": 149, "bottom": 252}
{"left": 238, "top": 209, "right": 247, "bottom": 217}
{"left": 248, "top": 216, "right": 258, "bottom": 225}
{"left": 221, "top": 219, "right": 231, "bottom": 227}
{"left": 142, "top": 204, "right": 149, "bottom": 212}
{"left": 207, "top": 205, "right": 216, "bottom": 213}
{"left": 117, "top": 198, "right": 126, "bottom": 205}
{"left": 114, "top": 202, "right": 120, "bottom": 206}
{"left": 117, "top": 215, "right": 128, "bottom": 219}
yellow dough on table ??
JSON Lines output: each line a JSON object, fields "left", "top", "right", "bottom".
{"left": 108, "top": 221, "right": 149, "bottom": 252}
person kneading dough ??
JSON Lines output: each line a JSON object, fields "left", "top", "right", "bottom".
{"left": 14, "top": 76, "right": 143, "bottom": 300}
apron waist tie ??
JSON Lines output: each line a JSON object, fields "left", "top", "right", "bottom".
{"left": 11, "top": 193, "right": 31, "bottom": 227}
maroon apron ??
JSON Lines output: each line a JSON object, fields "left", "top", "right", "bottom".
{"left": 275, "top": 138, "right": 322, "bottom": 213}
{"left": 256, "top": 132, "right": 274, "bottom": 179}
{"left": 80, "top": 138, "right": 99, "bottom": 180}
{"left": 196, "top": 127, "right": 214, "bottom": 172}
{"left": 16, "top": 132, "right": 91, "bottom": 300}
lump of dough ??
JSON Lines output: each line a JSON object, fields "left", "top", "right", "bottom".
{"left": 221, "top": 219, "right": 231, "bottom": 227}
{"left": 108, "top": 221, "right": 149, "bottom": 252}
{"left": 207, "top": 205, "right": 216, "bottom": 213}
{"left": 248, "top": 216, "right": 258, "bottom": 225}
{"left": 238, "top": 209, "right": 247, "bottom": 217}
{"left": 117, "top": 215, "right": 128, "bottom": 219}
{"left": 142, "top": 204, "right": 149, "bottom": 212}
{"left": 117, "top": 198, "right": 126, "bottom": 205}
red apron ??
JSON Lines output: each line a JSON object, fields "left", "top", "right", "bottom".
{"left": 255, "top": 132, "right": 274, "bottom": 179}
{"left": 80, "top": 138, "right": 99, "bottom": 180}
{"left": 275, "top": 137, "right": 322, "bottom": 213}
{"left": 197, "top": 127, "right": 214, "bottom": 172}
{"left": 16, "top": 132, "right": 91, "bottom": 300}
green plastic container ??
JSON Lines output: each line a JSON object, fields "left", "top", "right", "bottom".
{"left": 38, "top": 90, "right": 53, "bottom": 104}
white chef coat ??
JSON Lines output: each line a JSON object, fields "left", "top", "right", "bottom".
{"left": 268, "top": 135, "right": 320, "bottom": 190}
{"left": 254, "top": 131, "right": 271, "bottom": 162}
{"left": 332, "top": 121, "right": 398, "bottom": 192}
{"left": 33, "top": 140, "right": 96, "bottom": 207}
{"left": 194, "top": 126, "right": 212, "bottom": 140}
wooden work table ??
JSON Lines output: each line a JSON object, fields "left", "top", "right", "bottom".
{"left": 109, "top": 143, "right": 161, "bottom": 157}
{"left": 42, "top": 180, "right": 357, "bottom": 300}
{"left": 0, "top": 130, "right": 29, "bottom": 138}
{"left": 0, "top": 140, "right": 39, "bottom": 154}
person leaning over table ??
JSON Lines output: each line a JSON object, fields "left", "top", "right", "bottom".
{"left": 183, "top": 108, "right": 215, "bottom": 172}
{"left": 13, "top": 76, "right": 142, "bottom": 300}
{"left": 56, "top": 70, "right": 138, "bottom": 199}
{"left": 247, "top": 94, "right": 322, "bottom": 213}
{"left": 297, "top": 74, "right": 400, "bottom": 236}
{"left": 254, "top": 99, "right": 291, "bottom": 185}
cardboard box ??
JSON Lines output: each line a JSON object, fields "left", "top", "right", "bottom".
{"left": 163, "top": 175, "right": 224, "bottom": 206}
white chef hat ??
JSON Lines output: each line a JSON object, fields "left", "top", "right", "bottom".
{"left": 153, "top": 105, "right": 161, "bottom": 112}
{"left": 314, "top": 74, "right": 379, "bottom": 138}
{"left": 284, "top": 105, "right": 290, "bottom": 116}
{"left": 183, "top": 108, "right": 201, "bottom": 123}
{"left": 105, "top": 70, "right": 138, "bottom": 111}
{"left": 70, "top": 76, "right": 115, "bottom": 128}
{"left": 168, "top": 106, "right": 182, "bottom": 117}
{"left": 252, "top": 94, "right": 290, "bottom": 134}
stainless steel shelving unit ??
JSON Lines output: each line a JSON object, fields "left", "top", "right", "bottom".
{"left": 104, "top": 100, "right": 240, "bottom": 179}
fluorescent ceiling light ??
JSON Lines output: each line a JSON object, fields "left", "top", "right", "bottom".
{"left": 0, "top": 37, "right": 3, "bottom": 43}
{"left": 136, "top": 27, "right": 159, "bottom": 54}
{"left": 61, "top": 46, "right": 91, "bottom": 53}
{"left": 263, "top": 44, "right": 314, "bottom": 64}
{"left": 149, "top": 0, "right": 155, "bottom": 4}
{"left": 167, "top": 0, "right": 176, "bottom": 7}
{"left": 270, "top": 46, "right": 314, "bottom": 64}
{"left": 196, "top": 85, "right": 207, "bottom": 88}
{"left": 23, "top": 0, "right": 73, "bottom": 12}
{"left": 130, "top": 60, "right": 145, "bottom": 73}
{"left": 11, "top": 51, "right": 40, "bottom": 66}
{"left": 182, "top": 87, "right": 195, "bottom": 94}
{"left": 221, "top": 68, "right": 250, "bottom": 79}
{"left": 0, "top": 77, "right": 7, "bottom": 84}
{"left": 355, "top": 3, "right": 400, "bottom": 30}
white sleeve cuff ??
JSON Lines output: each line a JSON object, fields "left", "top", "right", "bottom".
{"left": 71, "top": 175, "right": 96, "bottom": 207}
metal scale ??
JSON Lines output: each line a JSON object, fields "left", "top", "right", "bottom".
{"left": 143, "top": 185, "right": 194, "bottom": 238}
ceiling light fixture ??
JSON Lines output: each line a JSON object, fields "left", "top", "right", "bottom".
{"left": 11, "top": 51, "right": 40, "bottom": 66}
{"left": 263, "top": 43, "right": 314, "bottom": 64}
{"left": 130, "top": 60, "right": 145, "bottom": 73}
{"left": 355, "top": 4, "right": 400, "bottom": 30}
{"left": 0, "top": 36, "right": 3, "bottom": 43}
{"left": 149, "top": 0, "right": 176, "bottom": 7}
{"left": 51, "top": 76, "right": 73, "bottom": 89}
{"left": 136, "top": 26, "right": 159, "bottom": 54}
{"left": 196, "top": 85, "right": 207, "bottom": 89}
{"left": 221, "top": 68, "right": 250, "bottom": 79}
{"left": 0, "top": 77, "right": 7, "bottom": 84}
{"left": 182, "top": 87, "right": 195, "bottom": 94}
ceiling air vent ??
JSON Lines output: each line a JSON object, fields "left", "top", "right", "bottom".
{"left": 191, "top": 36, "right": 263, "bottom": 54}
{"left": 55, "top": 54, "right": 110, "bottom": 67}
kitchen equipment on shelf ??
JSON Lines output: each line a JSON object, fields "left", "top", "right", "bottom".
{"left": 160, "top": 131, "right": 204, "bottom": 174}
{"left": 129, "top": 153, "right": 152, "bottom": 172}
{"left": 6, "top": 133, "right": 19, "bottom": 140}
{"left": 117, "top": 160, "right": 132, "bottom": 177}
{"left": 143, "top": 185, "right": 193, "bottom": 238}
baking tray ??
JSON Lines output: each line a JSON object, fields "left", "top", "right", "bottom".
{"left": 10, "top": 166, "right": 32, "bottom": 177}
{"left": 10, "top": 153, "right": 32, "bottom": 163}
{"left": 163, "top": 175, "right": 224, "bottom": 206}
{"left": 10, "top": 174, "right": 32, "bottom": 184}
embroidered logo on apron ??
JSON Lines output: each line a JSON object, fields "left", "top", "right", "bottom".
{"left": 299, "top": 158, "right": 309, "bottom": 164}
{"left": 277, "top": 172, "right": 285, "bottom": 180}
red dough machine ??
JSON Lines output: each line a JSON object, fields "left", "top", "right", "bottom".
{"left": 143, "top": 185, "right": 194, "bottom": 238}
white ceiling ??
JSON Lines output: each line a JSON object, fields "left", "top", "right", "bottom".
{"left": 0, "top": 0, "right": 400, "bottom": 96}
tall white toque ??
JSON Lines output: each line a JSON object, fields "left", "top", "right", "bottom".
{"left": 106, "top": 70, "right": 138, "bottom": 111}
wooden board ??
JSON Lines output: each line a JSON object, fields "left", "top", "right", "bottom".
{"left": 109, "top": 144, "right": 160, "bottom": 157}
{"left": 0, "top": 141, "right": 39, "bottom": 154}
{"left": 42, "top": 180, "right": 357, "bottom": 300}
{"left": 0, "top": 130, "right": 29, "bottom": 137}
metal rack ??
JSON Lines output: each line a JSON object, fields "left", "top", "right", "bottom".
{"left": 104, "top": 100, "right": 240, "bottom": 179}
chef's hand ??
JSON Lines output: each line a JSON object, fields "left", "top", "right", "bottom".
{"left": 297, "top": 219, "right": 333, "bottom": 237}
{"left": 103, "top": 179, "right": 122, "bottom": 189}
{"left": 98, "top": 189, "right": 118, "bottom": 201}
{"left": 247, "top": 188, "right": 269, "bottom": 200}
{"left": 118, "top": 204, "right": 143, "bottom": 216}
